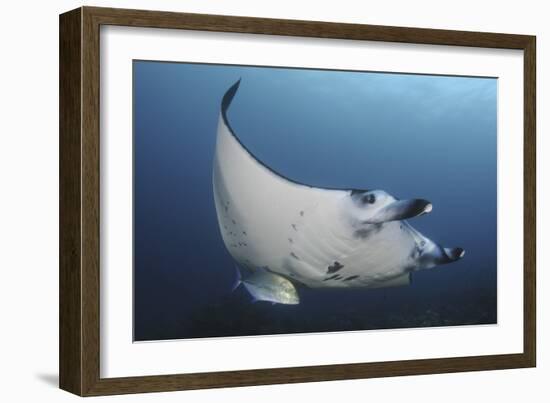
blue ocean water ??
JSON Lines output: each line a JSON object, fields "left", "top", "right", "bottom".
{"left": 133, "top": 61, "right": 497, "bottom": 341}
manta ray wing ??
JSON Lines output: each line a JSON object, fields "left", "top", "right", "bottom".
{"left": 213, "top": 80, "right": 348, "bottom": 278}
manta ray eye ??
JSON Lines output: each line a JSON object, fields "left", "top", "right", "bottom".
{"left": 362, "top": 194, "right": 376, "bottom": 204}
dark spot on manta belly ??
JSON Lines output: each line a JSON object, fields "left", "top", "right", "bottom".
{"left": 288, "top": 238, "right": 293, "bottom": 244}
{"left": 232, "top": 219, "right": 236, "bottom": 224}
{"left": 291, "top": 224, "right": 297, "bottom": 231}
{"left": 290, "top": 252, "right": 300, "bottom": 260}
{"left": 299, "top": 211, "right": 304, "bottom": 216}
{"left": 343, "top": 275, "right": 359, "bottom": 281}
{"left": 354, "top": 223, "right": 383, "bottom": 239}
{"left": 327, "top": 261, "right": 344, "bottom": 274}
{"left": 323, "top": 274, "right": 340, "bottom": 281}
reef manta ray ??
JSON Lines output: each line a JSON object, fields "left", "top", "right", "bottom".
{"left": 213, "top": 80, "right": 465, "bottom": 304}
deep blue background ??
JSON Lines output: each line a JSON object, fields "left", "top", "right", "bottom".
{"left": 133, "top": 61, "right": 497, "bottom": 341}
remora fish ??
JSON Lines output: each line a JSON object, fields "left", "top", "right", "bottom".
{"left": 233, "top": 267, "right": 299, "bottom": 305}
{"left": 213, "top": 80, "right": 465, "bottom": 304}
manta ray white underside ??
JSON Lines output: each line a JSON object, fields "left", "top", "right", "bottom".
{"left": 212, "top": 80, "right": 464, "bottom": 304}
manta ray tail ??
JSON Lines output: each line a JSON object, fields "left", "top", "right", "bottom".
{"left": 231, "top": 265, "right": 242, "bottom": 292}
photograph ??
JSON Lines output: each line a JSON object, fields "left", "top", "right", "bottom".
{"left": 52, "top": 3, "right": 536, "bottom": 398}
{"left": 133, "top": 61, "right": 497, "bottom": 342}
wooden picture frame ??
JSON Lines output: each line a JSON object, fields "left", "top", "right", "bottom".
{"left": 59, "top": 6, "right": 536, "bottom": 396}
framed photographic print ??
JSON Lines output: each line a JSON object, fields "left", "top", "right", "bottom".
{"left": 59, "top": 6, "right": 536, "bottom": 396}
